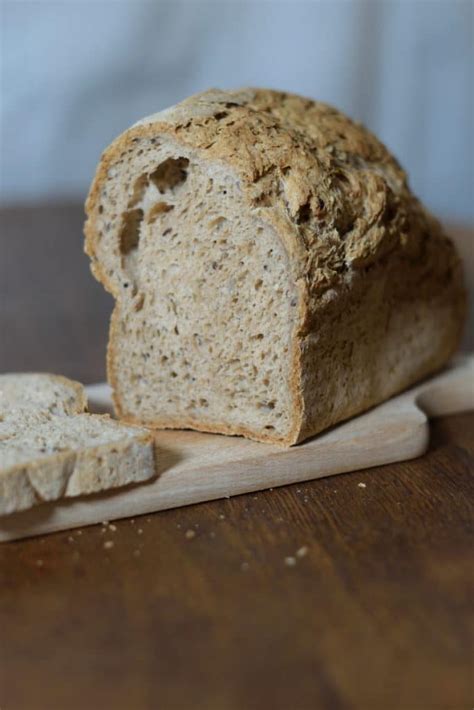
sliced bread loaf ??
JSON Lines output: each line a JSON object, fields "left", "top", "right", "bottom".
{"left": 85, "top": 88, "right": 466, "bottom": 446}
{"left": 0, "top": 373, "right": 155, "bottom": 515}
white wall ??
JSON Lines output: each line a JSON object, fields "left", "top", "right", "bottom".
{"left": 1, "top": 0, "right": 473, "bottom": 221}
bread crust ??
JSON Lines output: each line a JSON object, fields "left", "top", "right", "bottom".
{"left": 85, "top": 88, "right": 466, "bottom": 445}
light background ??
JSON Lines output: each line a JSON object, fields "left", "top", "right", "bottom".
{"left": 1, "top": 0, "right": 473, "bottom": 221}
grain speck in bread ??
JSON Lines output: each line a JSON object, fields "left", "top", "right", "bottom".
{"left": 0, "top": 373, "right": 155, "bottom": 515}
{"left": 85, "top": 88, "right": 466, "bottom": 446}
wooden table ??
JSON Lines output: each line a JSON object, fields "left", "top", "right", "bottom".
{"left": 0, "top": 207, "right": 473, "bottom": 710}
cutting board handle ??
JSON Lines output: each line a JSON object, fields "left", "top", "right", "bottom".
{"left": 413, "top": 354, "right": 474, "bottom": 418}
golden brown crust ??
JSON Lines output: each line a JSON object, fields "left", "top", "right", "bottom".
{"left": 84, "top": 88, "right": 466, "bottom": 446}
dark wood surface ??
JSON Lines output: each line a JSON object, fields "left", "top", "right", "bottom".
{"left": 0, "top": 206, "right": 473, "bottom": 710}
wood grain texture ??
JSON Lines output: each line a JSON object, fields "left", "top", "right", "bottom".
{"left": 0, "top": 205, "right": 473, "bottom": 709}
{"left": 0, "top": 203, "right": 113, "bottom": 382}
{"left": 1, "top": 413, "right": 473, "bottom": 710}
{"left": 1, "top": 356, "right": 472, "bottom": 542}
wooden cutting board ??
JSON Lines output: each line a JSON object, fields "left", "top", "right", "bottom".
{"left": 1, "top": 355, "right": 473, "bottom": 542}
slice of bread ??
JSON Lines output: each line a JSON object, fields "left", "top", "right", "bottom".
{"left": 0, "top": 373, "right": 155, "bottom": 515}
{"left": 0, "top": 373, "right": 86, "bottom": 440}
{"left": 85, "top": 88, "right": 466, "bottom": 446}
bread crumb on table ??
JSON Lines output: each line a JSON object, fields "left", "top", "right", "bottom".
{"left": 108, "top": 523, "right": 117, "bottom": 532}
{"left": 296, "top": 546, "right": 308, "bottom": 558}
{"left": 285, "top": 556, "right": 296, "bottom": 567}
{"left": 185, "top": 529, "right": 196, "bottom": 540}
{"left": 103, "top": 540, "right": 114, "bottom": 550}
{"left": 358, "top": 482, "right": 367, "bottom": 488}
{"left": 36, "top": 559, "right": 43, "bottom": 567}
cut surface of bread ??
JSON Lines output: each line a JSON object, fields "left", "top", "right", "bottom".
{"left": 85, "top": 88, "right": 466, "bottom": 445}
{"left": 0, "top": 373, "right": 155, "bottom": 515}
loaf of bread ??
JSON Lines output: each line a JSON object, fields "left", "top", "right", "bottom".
{"left": 85, "top": 88, "right": 466, "bottom": 446}
{"left": 0, "top": 373, "right": 155, "bottom": 514}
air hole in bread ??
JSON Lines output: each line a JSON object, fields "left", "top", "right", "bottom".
{"left": 119, "top": 209, "right": 143, "bottom": 255}
{"left": 149, "top": 157, "right": 189, "bottom": 193}
{"left": 296, "top": 202, "right": 311, "bottom": 224}
{"left": 209, "top": 216, "right": 227, "bottom": 231}
{"left": 129, "top": 174, "right": 149, "bottom": 207}
{"left": 148, "top": 202, "right": 174, "bottom": 224}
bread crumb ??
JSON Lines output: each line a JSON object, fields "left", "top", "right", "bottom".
{"left": 68, "top": 536, "right": 74, "bottom": 543}
{"left": 296, "top": 546, "right": 308, "bottom": 558}
{"left": 218, "top": 514, "right": 226, "bottom": 520}
{"left": 109, "top": 524, "right": 117, "bottom": 532}
{"left": 137, "top": 528, "right": 143, "bottom": 535}
{"left": 185, "top": 529, "right": 196, "bottom": 539}
{"left": 130, "top": 519, "right": 135, "bottom": 524}
{"left": 101, "top": 521, "right": 109, "bottom": 526}
{"left": 133, "top": 549, "right": 141, "bottom": 557}
{"left": 103, "top": 540, "right": 114, "bottom": 550}
{"left": 358, "top": 482, "right": 367, "bottom": 489}
{"left": 36, "top": 559, "right": 43, "bottom": 567}
{"left": 285, "top": 556, "right": 296, "bottom": 567}
{"left": 240, "top": 562, "right": 250, "bottom": 571}
{"left": 75, "top": 530, "right": 82, "bottom": 535}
